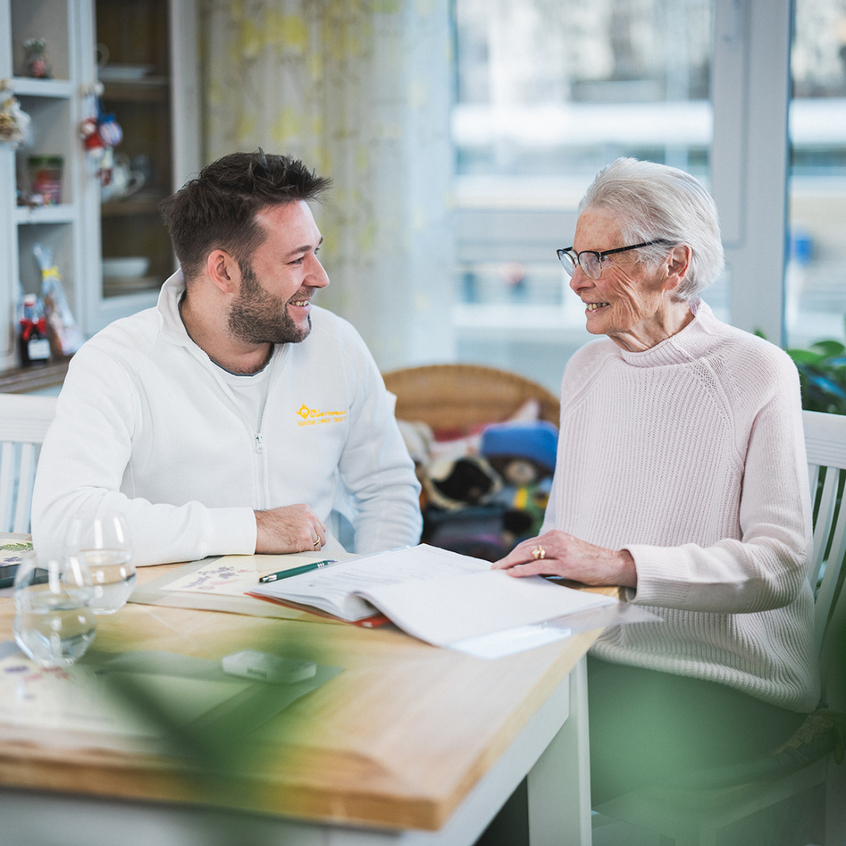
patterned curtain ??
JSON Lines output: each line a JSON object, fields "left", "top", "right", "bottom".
{"left": 199, "top": 0, "right": 455, "bottom": 369}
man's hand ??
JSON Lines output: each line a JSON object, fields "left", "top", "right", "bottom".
{"left": 492, "top": 530, "right": 637, "bottom": 588}
{"left": 254, "top": 505, "right": 327, "bottom": 554}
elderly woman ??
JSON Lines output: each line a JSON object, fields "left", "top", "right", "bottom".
{"left": 494, "top": 158, "right": 818, "bottom": 804}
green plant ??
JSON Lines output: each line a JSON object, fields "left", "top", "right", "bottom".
{"left": 754, "top": 323, "right": 846, "bottom": 415}
{"left": 786, "top": 336, "right": 846, "bottom": 415}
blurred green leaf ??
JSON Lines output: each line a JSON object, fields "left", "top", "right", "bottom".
{"left": 787, "top": 349, "right": 827, "bottom": 365}
{"left": 810, "top": 340, "right": 846, "bottom": 357}
{"left": 774, "top": 329, "right": 846, "bottom": 415}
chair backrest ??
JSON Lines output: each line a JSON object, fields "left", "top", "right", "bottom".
{"left": 803, "top": 410, "right": 846, "bottom": 708}
{"left": 0, "top": 393, "right": 56, "bottom": 534}
{"left": 382, "top": 364, "right": 561, "bottom": 431}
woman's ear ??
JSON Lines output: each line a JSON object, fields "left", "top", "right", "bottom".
{"left": 664, "top": 244, "right": 692, "bottom": 293}
{"left": 206, "top": 249, "right": 240, "bottom": 294}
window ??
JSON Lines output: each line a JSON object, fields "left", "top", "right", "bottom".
{"left": 451, "top": 0, "right": 803, "bottom": 388}
{"left": 787, "top": 0, "right": 846, "bottom": 347}
{"left": 452, "top": 0, "right": 717, "bottom": 391}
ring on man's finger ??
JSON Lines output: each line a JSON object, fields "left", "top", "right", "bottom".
{"left": 532, "top": 545, "right": 545, "bottom": 560}
{"left": 313, "top": 538, "right": 321, "bottom": 547}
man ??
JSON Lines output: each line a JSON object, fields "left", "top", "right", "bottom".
{"left": 32, "top": 151, "right": 422, "bottom": 566}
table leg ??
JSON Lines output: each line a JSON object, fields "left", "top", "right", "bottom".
{"left": 527, "top": 656, "right": 592, "bottom": 846}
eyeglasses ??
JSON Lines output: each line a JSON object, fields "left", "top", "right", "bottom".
{"left": 556, "top": 240, "right": 672, "bottom": 280}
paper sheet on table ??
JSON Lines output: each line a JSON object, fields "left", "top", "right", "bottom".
{"left": 357, "top": 565, "right": 618, "bottom": 646}
{"left": 131, "top": 553, "right": 353, "bottom": 620}
{"left": 449, "top": 624, "right": 574, "bottom": 659}
{"left": 163, "top": 552, "right": 351, "bottom": 597}
{"left": 253, "top": 544, "right": 492, "bottom": 621}
{"left": 446, "top": 603, "right": 662, "bottom": 659}
{"left": 163, "top": 557, "right": 270, "bottom": 596}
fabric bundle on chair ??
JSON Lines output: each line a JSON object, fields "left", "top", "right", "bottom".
{"left": 383, "top": 364, "right": 562, "bottom": 560}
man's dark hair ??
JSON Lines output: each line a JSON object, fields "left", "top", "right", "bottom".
{"left": 159, "top": 150, "right": 331, "bottom": 281}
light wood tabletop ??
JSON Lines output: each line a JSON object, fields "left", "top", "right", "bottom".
{"left": 0, "top": 562, "right": 607, "bottom": 838}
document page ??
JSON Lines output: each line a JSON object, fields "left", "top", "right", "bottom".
{"left": 358, "top": 568, "right": 617, "bottom": 646}
{"left": 252, "top": 545, "right": 489, "bottom": 621}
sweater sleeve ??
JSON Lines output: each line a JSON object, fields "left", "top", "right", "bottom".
{"left": 624, "top": 356, "right": 813, "bottom": 614}
{"left": 333, "top": 326, "right": 422, "bottom": 553}
{"left": 31, "top": 345, "right": 258, "bottom": 567}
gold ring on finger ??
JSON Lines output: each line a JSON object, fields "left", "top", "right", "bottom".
{"left": 532, "top": 545, "right": 545, "bottom": 560}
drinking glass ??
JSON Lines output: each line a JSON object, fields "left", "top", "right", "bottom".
{"left": 65, "top": 510, "right": 136, "bottom": 615}
{"left": 13, "top": 551, "right": 97, "bottom": 667}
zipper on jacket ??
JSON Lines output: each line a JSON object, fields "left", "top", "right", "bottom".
{"left": 255, "top": 432, "right": 264, "bottom": 453}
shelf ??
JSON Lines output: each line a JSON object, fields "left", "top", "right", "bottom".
{"left": 10, "top": 77, "right": 74, "bottom": 98}
{"left": 101, "top": 78, "right": 169, "bottom": 102}
{"left": 103, "top": 275, "right": 163, "bottom": 297}
{"left": 14, "top": 204, "right": 76, "bottom": 225}
{"left": 100, "top": 197, "right": 165, "bottom": 217}
{"left": 0, "top": 359, "right": 70, "bottom": 394}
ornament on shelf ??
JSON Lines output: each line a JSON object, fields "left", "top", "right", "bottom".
{"left": 0, "top": 92, "right": 31, "bottom": 148}
{"left": 35, "top": 244, "right": 83, "bottom": 358}
{"left": 23, "top": 38, "right": 52, "bottom": 79}
{"left": 80, "top": 90, "right": 123, "bottom": 185}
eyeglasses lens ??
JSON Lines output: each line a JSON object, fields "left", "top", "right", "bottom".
{"left": 559, "top": 249, "right": 604, "bottom": 279}
{"left": 581, "top": 253, "right": 602, "bottom": 279}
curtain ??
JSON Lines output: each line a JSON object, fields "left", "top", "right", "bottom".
{"left": 199, "top": 0, "right": 455, "bottom": 370}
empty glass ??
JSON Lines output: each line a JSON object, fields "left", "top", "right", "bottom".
{"left": 65, "top": 510, "right": 136, "bottom": 615}
{"left": 13, "top": 551, "right": 97, "bottom": 667}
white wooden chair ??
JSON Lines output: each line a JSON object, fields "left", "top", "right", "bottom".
{"left": 0, "top": 393, "right": 56, "bottom": 533}
{"left": 593, "top": 409, "right": 846, "bottom": 846}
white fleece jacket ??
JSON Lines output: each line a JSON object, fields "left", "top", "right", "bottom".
{"left": 32, "top": 273, "right": 422, "bottom": 566}
{"left": 542, "top": 301, "right": 819, "bottom": 712}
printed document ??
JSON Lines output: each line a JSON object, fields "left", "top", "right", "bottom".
{"left": 251, "top": 544, "right": 617, "bottom": 647}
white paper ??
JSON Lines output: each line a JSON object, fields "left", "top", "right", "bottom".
{"left": 449, "top": 625, "right": 573, "bottom": 659}
{"left": 252, "top": 544, "right": 618, "bottom": 646}
{"left": 359, "top": 566, "right": 616, "bottom": 646}
{"left": 252, "top": 544, "right": 490, "bottom": 621}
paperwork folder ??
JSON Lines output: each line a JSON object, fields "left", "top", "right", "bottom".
{"left": 249, "top": 543, "right": 618, "bottom": 647}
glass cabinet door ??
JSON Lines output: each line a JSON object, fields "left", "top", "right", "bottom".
{"left": 95, "top": 0, "right": 173, "bottom": 302}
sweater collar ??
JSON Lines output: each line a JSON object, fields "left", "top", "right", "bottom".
{"left": 157, "top": 270, "right": 192, "bottom": 344}
{"left": 617, "top": 299, "right": 722, "bottom": 367}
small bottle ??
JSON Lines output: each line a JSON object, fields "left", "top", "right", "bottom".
{"left": 18, "top": 293, "right": 51, "bottom": 366}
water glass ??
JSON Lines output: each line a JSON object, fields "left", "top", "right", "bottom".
{"left": 13, "top": 551, "right": 97, "bottom": 667}
{"left": 65, "top": 510, "right": 136, "bottom": 615}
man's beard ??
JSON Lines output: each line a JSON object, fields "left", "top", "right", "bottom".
{"left": 228, "top": 261, "right": 311, "bottom": 345}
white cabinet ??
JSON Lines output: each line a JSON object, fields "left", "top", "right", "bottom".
{"left": 0, "top": 0, "right": 199, "bottom": 373}
{"left": 0, "top": 0, "right": 98, "bottom": 372}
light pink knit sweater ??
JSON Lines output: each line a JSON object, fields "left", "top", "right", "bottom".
{"left": 543, "top": 301, "right": 819, "bottom": 712}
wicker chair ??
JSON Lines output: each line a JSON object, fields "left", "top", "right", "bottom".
{"left": 382, "top": 363, "right": 560, "bottom": 431}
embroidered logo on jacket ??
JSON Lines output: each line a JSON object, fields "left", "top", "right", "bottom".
{"left": 297, "top": 405, "right": 347, "bottom": 427}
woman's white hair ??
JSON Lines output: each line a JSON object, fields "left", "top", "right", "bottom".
{"left": 579, "top": 158, "right": 725, "bottom": 301}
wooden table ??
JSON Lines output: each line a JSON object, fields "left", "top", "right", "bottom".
{"left": 0, "top": 563, "right": 607, "bottom": 845}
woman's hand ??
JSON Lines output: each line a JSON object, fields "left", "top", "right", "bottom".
{"left": 492, "top": 530, "right": 638, "bottom": 588}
